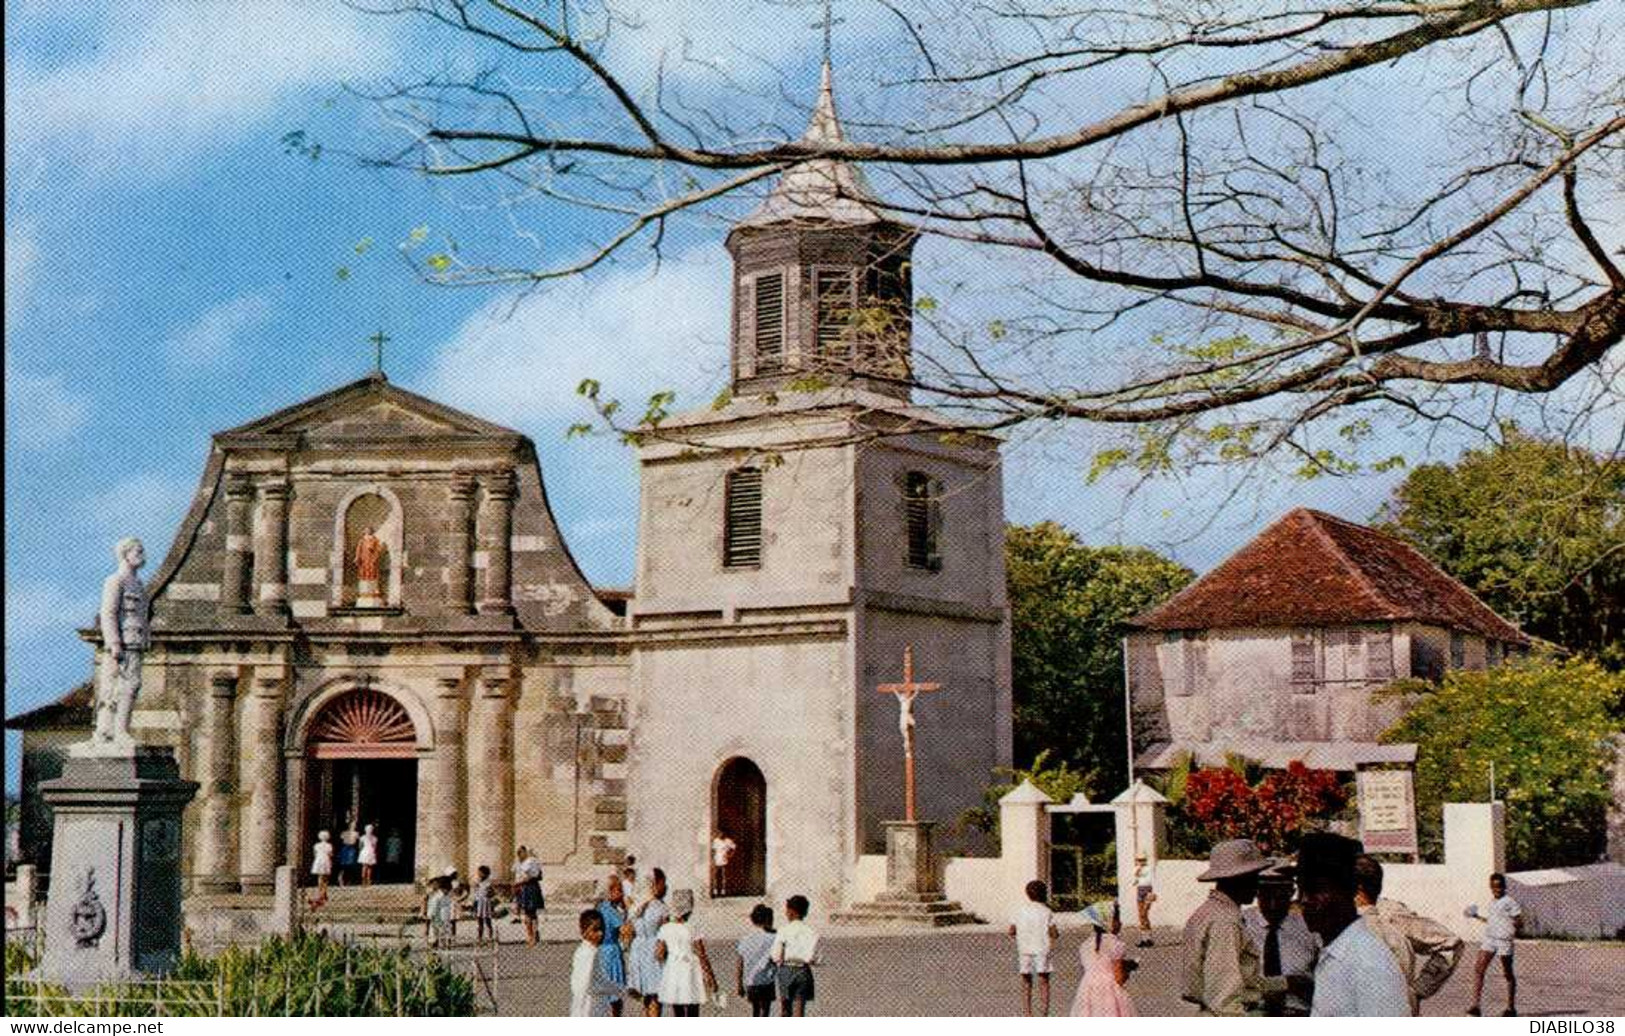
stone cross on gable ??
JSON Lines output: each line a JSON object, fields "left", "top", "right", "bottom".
{"left": 878, "top": 644, "right": 941, "bottom": 822}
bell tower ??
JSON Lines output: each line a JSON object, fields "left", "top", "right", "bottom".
{"left": 726, "top": 62, "right": 918, "bottom": 400}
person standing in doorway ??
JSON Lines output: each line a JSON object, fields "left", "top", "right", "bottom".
{"left": 711, "top": 831, "right": 738, "bottom": 897}
{"left": 383, "top": 827, "right": 403, "bottom": 882}
{"left": 1464, "top": 872, "right": 1522, "bottom": 1017}
{"left": 337, "top": 816, "right": 360, "bottom": 886}
{"left": 1133, "top": 853, "right": 1157, "bottom": 947}
{"left": 1354, "top": 854, "right": 1464, "bottom": 1015}
{"left": 358, "top": 824, "right": 379, "bottom": 887}
{"left": 1241, "top": 865, "right": 1318, "bottom": 1016}
{"left": 1181, "top": 839, "right": 1272, "bottom": 1015}
{"left": 1008, "top": 879, "right": 1058, "bottom": 1016}
{"left": 513, "top": 845, "right": 544, "bottom": 947}
{"left": 1296, "top": 833, "right": 1410, "bottom": 1016}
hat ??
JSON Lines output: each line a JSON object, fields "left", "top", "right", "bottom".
{"left": 669, "top": 889, "right": 696, "bottom": 916}
{"left": 1079, "top": 900, "right": 1115, "bottom": 930}
{"left": 1134, "top": 852, "right": 1147, "bottom": 862}
{"left": 1259, "top": 858, "right": 1297, "bottom": 883}
{"left": 442, "top": 865, "right": 459, "bottom": 878}
{"left": 1197, "top": 839, "right": 1272, "bottom": 881}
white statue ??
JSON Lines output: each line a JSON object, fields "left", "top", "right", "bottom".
{"left": 93, "top": 537, "right": 150, "bottom": 746}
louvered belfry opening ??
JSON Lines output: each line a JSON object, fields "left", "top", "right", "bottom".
{"left": 904, "top": 471, "right": 937, "bottom": 570}
{"left": 754, "top": 273, "right": 785, "bottom": 373}
{"left": 815, "top": 268, "right": 856, "bottom": 361}
{"left": 724, "top": 467, "right": 764, "bottom": 567}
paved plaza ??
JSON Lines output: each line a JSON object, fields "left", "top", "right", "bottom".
{"left": 484, "top": 922, "right": 1625, "bottom": 1017}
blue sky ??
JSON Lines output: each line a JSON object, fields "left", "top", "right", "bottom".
{"left": 6, "top": 2, "right": 1616, "bottom": 792}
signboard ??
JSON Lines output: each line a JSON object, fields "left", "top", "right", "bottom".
{"left": 1357, "top": 767, "right": 1418, "bottom": 854}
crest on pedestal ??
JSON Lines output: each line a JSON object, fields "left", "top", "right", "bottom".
{"left": 68, "top": 867, "right": 107, "bottom": 948}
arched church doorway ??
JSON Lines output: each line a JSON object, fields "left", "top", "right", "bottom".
{"left": 302, "top": 689, "right": 418, "bottom": 885}
{"left": 712, "top": 757, "right": 766, "bottom": 897}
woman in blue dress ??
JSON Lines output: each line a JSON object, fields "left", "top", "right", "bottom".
{"left": 624, "top": 867, "right": 669, "bottom": 1015}
{"left": 597, "top": 873, "right": 631, "bottom": 1016}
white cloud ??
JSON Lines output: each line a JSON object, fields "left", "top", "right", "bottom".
{"left": 163, "top": 294, "right": 274, "bottom": 369}
{"left": 5, "top": 2, "right": 393, "bottom": 177}
{"left": 5, "top": 355, "right": 90, "bottom": 449}
{"left": 4, "top": 580, "right": 98, "bottom": 642}
{"left": 84, "top": 473, "right": 196, "bottom": 554}
{"left": 5, "top": 226, "right": 39, "bottom": 325}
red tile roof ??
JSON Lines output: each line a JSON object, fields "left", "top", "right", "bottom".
{"left": 4, "top": 682, "right": 93, "bottom": 730}
{"left": 1130, "top": 508, "right": 1528, "bottom": 643}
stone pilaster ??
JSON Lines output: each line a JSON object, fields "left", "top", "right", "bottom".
{"left": 465, "top": 668, "right": 514, "bottom": 875}
{"left": 447, "top": 474, "right": 477, "bottom": 614}
{"left": 193, "top": 670, "right": 240, "bottom": 891}
{"left": 477, "top": 471, "right": 516, "bottom": 615}
{"left": 420, "top": 669, "right": 468, "bottom": 877}
{"left": 253, "top": 479, "right": 290, "bottom": 617}
{"left": 237, "top": 667, "right": 287, "bottom": 891}
{"left": 221, "top": 473, "right": 255, "bottom": 614}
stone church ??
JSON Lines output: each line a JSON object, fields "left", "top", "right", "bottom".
{"left": 10, "top": 69, "right": 1014, "bottom": 909}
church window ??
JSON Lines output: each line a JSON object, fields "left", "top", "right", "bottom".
{"left": 1291, "top": 631, "right": 1319, "bottom": 690}
{"left": 1449, "top": 630, "right": 1466, "bottom": 669}
{"left": 814, "top": 268, "right": 856, "bottom": 360}
{"left": 724, "top": 467, "right": 764, "bottom": 568}
{"left": 754, "top": 273, "right": 785, "bottom": 373}
{"left": 903, "top": 471, "right": 939, "bottom": 571}
{"left": 1366, "top": 626, "right": 1395, "bottom": 681}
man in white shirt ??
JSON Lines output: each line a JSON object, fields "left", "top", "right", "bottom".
{"left": 711, "top": 833, "right": 738, "bottom": 896}
{"left": 1241, "top": 868, "right": 1319, "bottom": 1016}
{"left": 1007, "top": 879, "right": 1060, "bottom": 1016}
{"left": 1465, "top": 872, "right": 1522, "bottom": 1017}
{"left": 1297, "top": 833, "right": 1411, "bottom": 1017}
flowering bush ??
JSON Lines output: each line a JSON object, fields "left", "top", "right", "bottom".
{"left": 1183, "top": 761, "right": 1348, "bottom": 855}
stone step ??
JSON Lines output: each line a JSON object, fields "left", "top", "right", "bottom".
{"left": 830, "top": 897, "right": 981, "bottom": 927}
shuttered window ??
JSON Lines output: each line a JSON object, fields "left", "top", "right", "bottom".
{"left": 1183, "top": 633, "right": 1209, "bottom": 697}
{"left": 723, "top": 467, "right": 764, "bottom": 568}
{"left": 754, "top": 273, "right": 785, "bottom": 373}
{"left": 815, "top": 269, "right": 855, "bottom": 359}
{"left": 1449, "top": 630, "right": 1466, "bottom": 669}
{"left": 1366, "top": 627, "right": 1395, "bottom": 681}
{"left": 903, "top": 471, "right": 938, "bottom": 570}
{"left": 1291, "top": 631, "right": 1318, "bottom": 690}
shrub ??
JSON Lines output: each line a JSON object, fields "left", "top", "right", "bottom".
{"left": 1181, "top": 760, "right": 1349, "bottom": 855}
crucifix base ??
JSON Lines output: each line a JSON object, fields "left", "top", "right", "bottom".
{"left": 832, "top": 820, "right": 978, "bottom": 927}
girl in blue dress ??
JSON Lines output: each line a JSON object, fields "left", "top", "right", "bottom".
{"left": 597, "top": 873, "right": 631, "bottom": 1016}
{"left": 625, "top": 868, "right": 670, "bottom": 1015}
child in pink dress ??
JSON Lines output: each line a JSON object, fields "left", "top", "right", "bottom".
{"left": 1070, "top": 901, "right": 1136, "bottom": 1017}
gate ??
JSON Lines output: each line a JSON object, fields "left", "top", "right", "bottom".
{"left": 1047, "top": 801, "right": 1118, "bottom": 912}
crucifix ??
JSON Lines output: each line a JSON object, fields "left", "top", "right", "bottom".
{"left": 811, "top": 0, "right": 844, "bottom": 65}
{"left": 878, "top": 644, "right": 942, "bottom": 822}
{"left": 367, "top": 329, "right": 391, "bottom": 375}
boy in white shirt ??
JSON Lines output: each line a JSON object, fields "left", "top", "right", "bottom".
{"left": 571, "top": 909, "right": 621, "bottom": 1017}
{"left": 1465, "top": 872, "right": 1522, "bottom": 1017}
{"left": 771, "top": 894, "right": 820, "bottom": 1016}
{"left": 1008, "top": 879, "right": 1059, "bottom": 1016}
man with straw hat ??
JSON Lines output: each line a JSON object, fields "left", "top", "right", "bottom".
{"left": 1181, "top": 839, "right": 1272, "bottom": 1015}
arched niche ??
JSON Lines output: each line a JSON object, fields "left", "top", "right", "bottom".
{"left": 328, "top": 484, "right": 404, "bottom": 608}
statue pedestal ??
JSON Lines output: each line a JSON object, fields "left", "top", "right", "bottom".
{"left": 38, "top": 744, "right": 198, "bottom": 988}
{"left": 833, "top": 820, "right": 977, "bottom": 927}
{"left": 355, "top": 579, "right": 383, "bottom": 609}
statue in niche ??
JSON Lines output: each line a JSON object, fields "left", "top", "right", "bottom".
{"left": 354, "top": 525, "right": 386, "bottom": 607}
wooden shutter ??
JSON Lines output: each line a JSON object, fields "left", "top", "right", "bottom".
{"left": 724, "top": 467, "right": 764, "bottom": 567}
{"left": 1183, "top": 634, "right": 1208, "bottom": 696}
{"left": 815, "top": 269, "right": 855, "bottom": 360}
{"left": 903, "top": 471, "right": 937, "bottom": 570}
{"left": 754, "top": 274, "right": 785, "bottom": 373}
{"left": 1291, "top": 631, "right": 1318, "bottom": 690}
{"left": 1366, "top": 627, "right": 1394, "bottom": 681}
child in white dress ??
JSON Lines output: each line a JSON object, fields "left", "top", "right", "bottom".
{"left": 572, "top": 909, "right": 621, "bottom": 1017}
{"left": 358, "top": 824, "right": 379, "bottom": 887}
{"left": 657, "top": 889, "right": 717, "bottom": 1016}
{"left": 309, "top": 830, "right": 333, "bottom": 906}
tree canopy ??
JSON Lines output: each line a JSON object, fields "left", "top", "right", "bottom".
{"left": 1375, "top": 427, "right": 1625, "bottom": 667}
{"left": 1381, "top": 658, "right": 1623, "bottom": 869}
{"left": 1006, "top": 521, "right": 1192, "bottom": 788}
{"left": 354, "top": 0, "right": 1621, "bottom": 472}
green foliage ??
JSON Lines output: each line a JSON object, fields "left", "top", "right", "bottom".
{"left": 1006, "top": 522, "right": 1193, "bottom": 786}
{"left": 959, "top": 749, "right": 1090, "bottom": 835}
{"left": 5, "top": 933, "right": 474, "bottom": 1017}
{"left": 1381, "top": 659, "right": 1623, "bottom": 869}
{"left": 1375, "top": 429, "right": 1625, "bottom": 668}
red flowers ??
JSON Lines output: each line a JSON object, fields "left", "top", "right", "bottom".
{"left": 1183, "top": 761, "right": 1348, "bottom": 854}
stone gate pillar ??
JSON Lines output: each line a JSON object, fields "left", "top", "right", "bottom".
{"left": 477, "top": 471, "right": 515, "bottom": 615}
{"left": 1112, "top": 780, "right": 1169, "bottom": 924}
{"left": 238, "top": 666, "right": 287, "bottom": 891}
{"left": 421, "top": 668, "right": 469, "bottom": 878}
{"left": 465, "top": 667, "right": 514, "bottom": 877}
{"left": 193, "top": 670, "right": 240, "bottom": 891}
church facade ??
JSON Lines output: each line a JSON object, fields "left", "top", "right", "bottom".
{"left": 9, "top": 70, "right": 1014, "bottom": 909}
